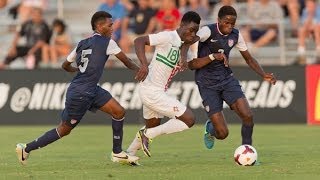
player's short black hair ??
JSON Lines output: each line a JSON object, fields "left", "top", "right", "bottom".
{"left": 218, "top": 6, "right": 237, "bottom": 19}
{"left": 181, "top": 11, "right": 201, "bottom": 25}
{"left": 91, "top": 11, "right": 112, "bottom": 31}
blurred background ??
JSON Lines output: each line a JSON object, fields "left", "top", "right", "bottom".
{"left": 1, "top": 0, "right": 320, "bottom": 68}
{"left": 0, "top": 0, "right": 319, "bottom": 125}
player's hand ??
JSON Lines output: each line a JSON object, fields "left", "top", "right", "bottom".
{"left": 214, "top": 53, "right": 229, "bottom": 67}
{"left": 178, "top": 59, "right": 188, "bottom": 71}
{"left": 263, "top": 73, "right": 277, "bottom": 85}
{"left": 135, "top": 64, "right": 148, "bottom": 82}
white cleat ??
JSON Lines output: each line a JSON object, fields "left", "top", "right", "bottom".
{"left": 16, "top": 143, "right": 29, "bottom": 165}
{"left": 111, "top": 151, "right": 139, "bottom": 165}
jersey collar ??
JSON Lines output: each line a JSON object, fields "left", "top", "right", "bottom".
{"left": 216, "top": 23, "right": 228, "bottom": 36}
{"left": 93, "top": 32, "right": 102, "bottom": 36}
{"left": 174, "top": 30, "right": 184, "bottom": 47}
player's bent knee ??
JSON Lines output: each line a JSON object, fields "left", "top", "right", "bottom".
{"left": 179, "top": 109, "right": 195, "bottom": 128}
{"left": 112, "top": 107, "right": 125, "bottom": 120}
{"left": 57, "top": 127, "right": 72, "bottom": 137}
{"left": 184, "top": 118, "right": 195, "bottom": 128}
{"left": 242, "top": 113, "right": 253, "bottom": 123}
{"left": 57, "top": 121, "right": 74, "bottom": 137}
{"left": 146, "top": 118, "right": 161, "bottom": 128}
{"left": 60, "top": 130, "right": 71, "bottom": 137}
{"left": 216, "top": 129, "right": 229, "bottom": 140}
{"left": 185, "top": 114, "right": 195, "bottom": 128}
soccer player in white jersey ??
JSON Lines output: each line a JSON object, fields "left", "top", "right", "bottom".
{"left": 126, "top": 11, "right": 201, "bottom": 158}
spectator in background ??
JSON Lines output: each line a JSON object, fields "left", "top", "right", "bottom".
{"left": 120, "top": 0, "right": 134, "bottom": 11}
{"left": 179, "top": 0, "right": 209, "bottom": 20}
{"left": 241, "top": 0, "right": 283, "bottom": 52}
{"left": 18, "top": 0, "right": 47, "bottom": 23}
{"left": 297, "top": 0, "right": 320, "bottom": 64}
{"left": 98, "top": 0, "right": 127, "bottom": 42}
{"left": 119, "top": 0, "right": 157, "bottom": 53}
{"left": 0, "top": 7, "right": 50, "bottom": 70}
{"left": 277, "top": 0, "right": 301, "bottom": 37}
{"left": 42, "top": 19, "right": 72, "bottom": 68}
{"left": 155, "top": 0, "right": 180, "bottom": 31}
{"left": 211, "top": 0, "right": 240, "bottom": 21}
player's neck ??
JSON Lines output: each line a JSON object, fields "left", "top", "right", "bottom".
{"left": 216, "top": 23, "right": 228, "bottom": 36}
{"left": 176, "top": 28, "right": 183, "bottom": 42}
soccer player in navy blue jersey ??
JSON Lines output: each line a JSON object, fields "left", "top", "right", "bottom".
{"left": 15, "top": 11, "right": 148, "bottom": 165}
{"left": 188, "top": 6, "right": 277, "bottom": 149}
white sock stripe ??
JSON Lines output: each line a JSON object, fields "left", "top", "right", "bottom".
{"left": 55, "top": 128, "right": 61, "bottom": 138}
{"left": 112, "top": 116, "right": 125, "bottom": 121}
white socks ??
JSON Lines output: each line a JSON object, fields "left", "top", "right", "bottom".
{"left": 144, "top": 119, "right": 189, "bottom": 139}
{"left": 126, "top": 126, "right": 145, "bottom": 155}
{"left": 126, "top": 136, "right": 141, "bottom": 155}
{"left": 126, "top": 119, "right": 189, "bottom": 155}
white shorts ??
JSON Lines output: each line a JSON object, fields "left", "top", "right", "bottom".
{"left": 139, "top": 85, "right": 187, "bottom": 119}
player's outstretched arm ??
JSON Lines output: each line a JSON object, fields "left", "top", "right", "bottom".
{"left": 188, "top": 53, "right": 227, "bottom": 70}
{"left": 115, "top": 51, "right": 139, "bottom": 71}
{"left": 115, "top": 52, "right": 148, "bottom": 82}
{"left": 133, "top": 36, "right": 150, "bottom": 81}
{"left": 134, "top": 36, "right": 150, "bottom": 67}
{"left": 61, "top": 60, "right": 79, "bottom": 72}
{"left": 180, "top": 36, "right": 200, "bottom": 70}
{"left": 240, "top": 50, "right": 277, "bottom": 85}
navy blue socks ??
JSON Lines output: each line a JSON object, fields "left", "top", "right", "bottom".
{"left": 112, "top": 117, "right": 124, "bottom": 154}
{"left": 25, "top": 128, "right": 60, "bottom": 153}
{"left": 241, "top": 124, "right": 254, "bottom": 145}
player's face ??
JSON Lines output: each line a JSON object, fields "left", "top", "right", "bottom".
{"left": 100, "top": 18, "right": 113, "bottom": 37}
{"left": 181, "top": 22, "right": 199, "bottom": 44}
{"left": 218, "top": 15, "right": 236, "bottom": 35}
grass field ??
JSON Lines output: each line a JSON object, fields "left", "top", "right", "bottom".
{"left": 1, "top": 124, "right": 320, "bottom": 180}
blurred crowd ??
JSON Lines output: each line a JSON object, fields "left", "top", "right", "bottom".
{"left": 0, "top": 0, "right": 320, "bottom": 69}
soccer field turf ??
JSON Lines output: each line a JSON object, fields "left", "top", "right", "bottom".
{"left": 0, "top": 124, "right": 319, "bottom": 180}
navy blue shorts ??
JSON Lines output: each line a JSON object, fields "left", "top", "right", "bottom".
{"left": 198, "top": 77, "right": 245, "bottom": 117}
{"left": 61, "top": 86, "right": 112, "bottom": 127}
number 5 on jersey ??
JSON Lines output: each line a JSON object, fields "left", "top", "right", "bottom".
{"left": 79, "top": 49, "right": 92, "bottom": 73}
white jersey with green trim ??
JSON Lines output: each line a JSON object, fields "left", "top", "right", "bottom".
{"left": 140, "top": 30, "right": 184, "bottom": 90}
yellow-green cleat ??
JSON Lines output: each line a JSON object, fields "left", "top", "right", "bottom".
{"left": 15, "top": 143, "right": 29, "bottom": 165}
{"left": 137, "top": 129, "right": 152, "bottom": 157}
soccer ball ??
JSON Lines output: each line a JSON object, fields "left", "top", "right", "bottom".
{"left": 233, "top": 145, "right": 258, "bottom": 166}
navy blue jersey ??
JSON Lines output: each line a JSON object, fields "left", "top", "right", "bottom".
{"left": 68, "top": 35, "right": 111, "bottom": 94}
{"left": 196, "top": 23, "right": 240, "bottom": 87}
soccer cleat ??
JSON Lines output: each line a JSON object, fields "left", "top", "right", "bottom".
{"left": 137, "top": 129, "right": 152, "bottom": 157}
{"left": 16, "top": 143, "right": 29, "bottom": 165}
{"left": 111, "top": 151, "right": 140, "bottom": 165}
{"left": 129, "top": 161, "right": 141, "bottom": 166}
{"left": 204, "top": 120, "right": 215, "bottom": 149}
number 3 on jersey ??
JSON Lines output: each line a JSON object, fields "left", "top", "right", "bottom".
{"left": 79, "top": 49, "right": 92, "bottom": 73}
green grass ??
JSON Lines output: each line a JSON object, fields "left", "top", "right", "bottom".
{"left": 1, "top": 124, "right": 320, "bottom": 180}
